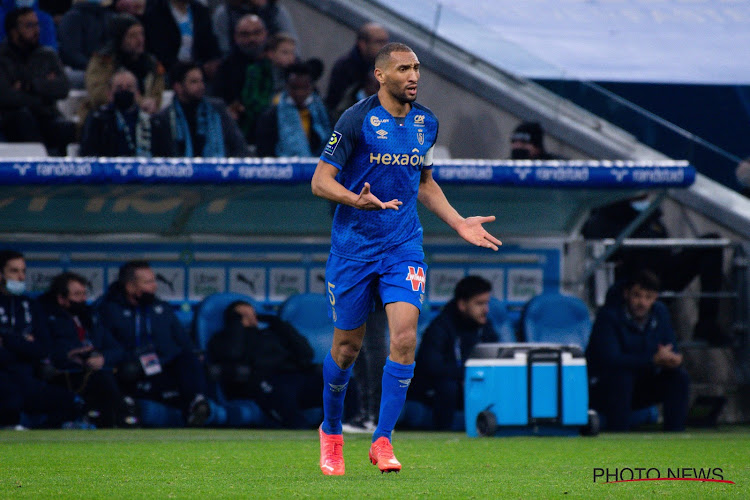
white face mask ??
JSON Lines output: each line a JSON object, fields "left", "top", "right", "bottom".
{"left": 630, "top": 200, "right": 650, "bottom": 212}
{"left": 5, "top": 279, "right": 26, "bottom": 295}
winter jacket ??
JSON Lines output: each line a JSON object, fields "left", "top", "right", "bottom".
{"left": 57, "top": 2, "right": 113, "bottom": 70}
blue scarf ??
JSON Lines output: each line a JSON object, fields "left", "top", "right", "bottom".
{"left": 275, "top": 91, "right": 331, "bottom": 157}
{"left": 169, "top": 99, "right": 226, "bottom": 157}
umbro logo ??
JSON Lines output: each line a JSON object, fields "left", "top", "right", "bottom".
{"left": 376, "top": 130, "right": 388, "bottom": 140}
{"left": 398, "top": 378, "right": 412, "bottom": 388}
{"left": 328, "top": 383, "right": 348, "bottom": 393}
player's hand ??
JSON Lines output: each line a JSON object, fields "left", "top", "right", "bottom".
{"left": 86, "top": 354, "right": 105, "bottom": 371}
{"left": 355, "top": 182, "right": 403, "bottom": 211}
{"left": 456, "top": 216, "right": 502, "bottom": 250}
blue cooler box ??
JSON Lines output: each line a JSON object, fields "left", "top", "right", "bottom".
{"left": 465, "top": 343, "right": 590, "bottom": 437}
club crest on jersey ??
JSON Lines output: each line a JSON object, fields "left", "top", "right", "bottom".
{"left": 324, "top": 131, "right": 342, "bottom": 155}
{"left": 405, "top": 266, "right": 426, "bottom": 292}
{"left": 417, "top": 129, "right": 424, "bottom": 145}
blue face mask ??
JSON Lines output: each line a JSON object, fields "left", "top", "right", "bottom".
{"left": 5, "top": 279, "right": 26, "bottom": 296}
{"left": 15, "top": 0, "right": 35, "bottom": 8}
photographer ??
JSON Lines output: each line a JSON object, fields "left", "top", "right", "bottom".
{"left": 40, "top": 272, "right": 137, "bottom": 428}
{"left": 0, "top": 250, "right": 80, "bottom": 428}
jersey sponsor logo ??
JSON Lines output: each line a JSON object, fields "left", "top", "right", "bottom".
{"left": 369, "top": 152, "right": 424, "bottom": 166}
{"left": 370, "top": 116, "right": 390, "bottom": 127}
{"left": 414, "top": 114, "right": 425, "bottom": 125}
{"left": 324, "top": 131, "right": 342, "bottom": 156}
{"left": 376, "top": 129, "right": 388, "bottom": 139}
{"left": 406, "top": 266, "right": 426, "bottom": 292}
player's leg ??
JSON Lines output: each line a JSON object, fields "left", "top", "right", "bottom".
{"left": 320, "top": 254, "right": 375, "bottom": 475}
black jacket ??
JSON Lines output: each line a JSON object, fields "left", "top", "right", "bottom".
{"left": 207, "top": 314, "right": 314, "bottom": 378}
{"left": 325, "top": 45, "right": 370, "bottom": 112}
{"left": 144, "top": 0, "right": 220, "bottom": 72}
{"left": 96, "top": 283, "right": 193, "bottom": 365}
{"left": 415, "top": 300, "right": 498, "bottom": 382}
{"left": 57, "top": 2, "right": 112, "bottom": 70}
{"left": 0, "top": 293, "right": 50, "bottom": 373}
{"left": 38, "top": 294, "right": 125, "bottom": 371}
{"left": 79, "top": 105, "right": 175, "bottom": 157}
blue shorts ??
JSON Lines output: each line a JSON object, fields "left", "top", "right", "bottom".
{"left": 325, "top": 252, "right": 427, "bottom": 330}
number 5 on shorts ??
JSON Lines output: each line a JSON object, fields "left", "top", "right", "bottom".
{"left": 327, "top": 282, "right": 336, "bottom": 306}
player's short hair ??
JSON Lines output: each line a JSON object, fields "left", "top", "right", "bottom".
{"left": 223, "top": 300, "right": 254, "bottom": 325}
{"left": 625, "top": 269, "right": 661, "bottom": 292}
{"left": 0, "top": 249, "right": 24, "bottom": 270}
{"left": 118, "top": 260, "right": 152, "bottom": 285}
{"left": 49, "top": 271, "right": 89, "bottom": 299}
{"left": 374, "top": 42, "right": 414, "bottom": 69}
{"left": 454, "top": 275, "right": 492, "bottom": 302}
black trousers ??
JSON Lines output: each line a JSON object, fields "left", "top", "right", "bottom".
{"left": 52, "top": 369, "right": 124, "bottom": 427}
{"left": 590, "top": 367, "right": 690, "bottom": 431}
{"left": 0, "top": 108, "right": 75, "bottom": 155}
{"left": 409, "top": 376, "right": 462, "bottom": 430}
{"left": 0, "top": 368, "right": 79, "bottom": 427}
{"left": 120, "top": 351, "right": 208, "bottom": 414}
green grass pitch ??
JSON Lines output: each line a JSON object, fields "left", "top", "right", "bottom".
{"left": 1, "top": 427, "right": 748, "bottom": 498}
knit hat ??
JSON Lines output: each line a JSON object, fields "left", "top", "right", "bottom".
{"left": 511, "top": 121, "right": 544, "bottom": 148}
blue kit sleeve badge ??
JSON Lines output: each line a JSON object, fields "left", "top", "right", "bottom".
{"left": 324, "top": 131, "right": 342, "bottom": 156}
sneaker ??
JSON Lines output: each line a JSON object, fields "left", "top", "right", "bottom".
{"left": 187, "top": 395, "right": 211, "bottom": 427}
{"left": 369, "top": 436, "right": 401, "bottom": 473}
{"left": 319, "top": 425, "right": 345, "bottom": 476}
{"left": 341, "top": 415, "right": 376, "bottom": 434}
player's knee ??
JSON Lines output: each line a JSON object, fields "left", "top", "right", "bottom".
{"left": 390, "top": 328, "right": 417, "bottom": 355}
{"left": 332, "top": 342, "right": 361, "bottom": 367}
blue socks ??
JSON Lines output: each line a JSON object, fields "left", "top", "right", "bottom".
{"left": 373, "top": 357, "right": 415, "bottom": 442}
{"left": 321, "top": 352, "right": 353, "bottom": 435}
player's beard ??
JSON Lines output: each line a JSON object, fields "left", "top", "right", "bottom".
{"left": 386, "top": 82, "right": 417, "bottom": 104}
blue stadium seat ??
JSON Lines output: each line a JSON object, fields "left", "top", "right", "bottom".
{"left": 279, "top": 293, "right": 333, "bottom": 365}
{"left": 488, "top": 297, "right": 517, "bottom": 343}
{"left": 522, "top": 293, "right": 592, "bottom": 348}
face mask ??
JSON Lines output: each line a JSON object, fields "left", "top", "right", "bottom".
{"left": 5, "top": 279, "right": 26, "bottom": 295}
{"left": 68, "top": 300, "right": 89, "bottom": 317}
{"left": 113, "top": 89, "right": 135, "bottom": 111}
{"left": 15, "top": 0, "right": 35, "bottom": 8}
{"left": 630, "top": 200, "right": 650, "bottom": 212}
{"left": 511, "top": 148, "right": 531, "bottom": 160}
{"left": 138, "top": 292, "right": 156, "bottom": 306}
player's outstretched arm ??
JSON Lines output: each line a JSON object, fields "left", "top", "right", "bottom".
{"left": 311, "top": 160, "right": 402, "bottom": 211}
{"left": 418, "top": 168, "right": 502, "bottom": 250}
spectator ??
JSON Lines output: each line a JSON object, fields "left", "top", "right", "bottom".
{"left": 332, "top": 70, "right": 378, "bottom": 123}
{"left": 0, "top": 0, "right": 57, "bottom": 50}
{"left": 509, "top": 121, "right": 562, "bottom": 160}
{"left": 57, "top": 0, "right": 113, "bottom": 72}
{"left": 249, "top": 0, "right": 295, "bottom": 43}
{"left": 0, "top": 250, "right": 81, "bottom": 428}
{"left": 211, "top": 0, "right": 252, "bottom": 57}
{"left": 79, "top": 68, "right": 174, "bottom": 157}
{"left": 158, "top": 60, "right": 249, "bottom": 157}
{"left": 82, "top": 13, "right": 165, "bottom": 120}
{"left": 0, "top": 7, "right": 75, "bottom": 156}
{"left": 325, "top": 22, "right": 388, "bottom": 112}
{"left": 410, "top": 276, "right": 499, "bottom": 430}
{"left": 581, "top": 195, "right": 726, "bottom": 345}
{"left": 114, "top": 0, "right": 146, "bottom": 20}
{"left": 255, "top": 61, "right": 331, "bottom": 157}
{"left": 207, "top": 300, "right": 321, "bottom": 428}
{"left": 143, "top": 0, "right": 221, "bottom": 80}
{"left": 586, "top": 270, "right": 690, "bottom": 432}
{"left": 210, "top": 13, "right": 271, "bottom": 148}
{"left": 265, "top": 31, "right": 296, "bottom": 93}
{"left": 735, "top": 157, "right": 750, "bottom": 198}
{"left": 39, "top": 272, "right": 138, "bottom": 428}
{"left": 97, "top": 260, "right": 212, "bottom": 426}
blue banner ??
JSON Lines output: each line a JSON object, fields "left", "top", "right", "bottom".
{"left": 0, "top": 157, "right": 694, "bottom": 188}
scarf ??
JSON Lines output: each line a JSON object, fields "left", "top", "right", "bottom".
{"left": 168, "top": 98, "right": 225, "bottom": 157}
{"left": 275, "top": 91, "right": 331, "bottom": 157}
{"left": 114, "top": 107, "right": 153, "bottom": 157}
{"left": 239, "top": 59, "right": 274, "bottom": 138}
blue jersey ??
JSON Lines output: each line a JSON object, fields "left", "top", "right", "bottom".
{"left": 320, "top": 94, "right": 439, "bottom": 262}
